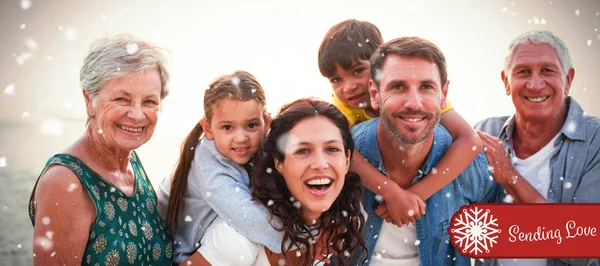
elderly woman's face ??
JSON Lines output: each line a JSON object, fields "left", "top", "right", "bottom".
{"left": 85, "top": 68, "right": 162, "bottom": 152}
{"left": 274, "top": 116, "right": 350, "bottom": 224}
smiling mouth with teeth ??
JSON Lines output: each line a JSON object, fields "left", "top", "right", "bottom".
{"left": 118, "top": 124, "right": 143, "bottom": 133}
{"left": 400, "top": 117, "right": 425, "bottom": 122}
{"left": 525, "top": 96, "right": 550, "bottom": 103}
{"left": 305, "top": 178, "right": 333, "bottom": 191}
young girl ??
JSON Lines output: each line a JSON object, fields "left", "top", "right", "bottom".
{"left": 194, "top": 98, "right": 367, "bottom": 266}
{"left": 318, "top": 19, "right": 483, "bottom": 226}
{"left": 158, "top": 71, "right": 283, "bottom": 264}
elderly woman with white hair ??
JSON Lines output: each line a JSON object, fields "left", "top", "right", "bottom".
{"left": 28, "top": 34, "right": 173, "bottom": 265}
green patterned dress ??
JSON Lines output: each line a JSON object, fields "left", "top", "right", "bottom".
{"left": 29, "top": 152, "right": 173, "bottom": 266}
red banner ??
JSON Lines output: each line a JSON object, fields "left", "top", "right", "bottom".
{"left": 448, "top": 204, "right": 600, "bottom": 258}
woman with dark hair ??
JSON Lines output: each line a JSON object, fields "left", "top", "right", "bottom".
{"left": 253, "top": 98, "right": 368, "bottom": 266}
{"left": 194, "top": 98, "right": 367, "bottom": 266}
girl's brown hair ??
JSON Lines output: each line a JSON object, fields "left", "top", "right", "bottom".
{"left": 165, "top": 70, "right": 267, "bottom": 232}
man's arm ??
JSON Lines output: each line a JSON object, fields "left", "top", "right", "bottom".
{"left": 477, "top": 131, "right": 548, "bottom": 203}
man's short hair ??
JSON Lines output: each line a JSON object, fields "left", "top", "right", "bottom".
{"left": 370, "top": 37, "right": 447, "bottom": 89}
{"left": 503, "top": 30, "right": 573, "bottom": 75}
{"left": 318, "top": 19, "right": 383, "bottom": 78}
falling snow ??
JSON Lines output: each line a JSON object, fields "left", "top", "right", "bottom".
{"left": 278, "top": 258, "right": 286, "bottom": 265}
{"left": 25, "top": 37, "right": 38, "bottom": 51}
{"left": 34, "top": 236, "right": 53, "bottom": 251}
{"left": 431, "top": 167, "right": 438, "bottom": 174}
{"left": 41, "top": 119, "right": 64, "bottom": 136}
{"left": 445, "top": 192, "right": 451, "bottom": 198}
{"left": 502, "top": 7, "right": 507, "bottom": 12}
{"left": 266, "top": 167, "right": 272, "bottom": 174}
{"left": 503, "top": 194, "right": 514, "bottom": 203}
{"left": 564, "top": 181, "right": 572, "bottom": 189}
{"left": 63, "top": 27, "right": 78, "bottom": 41}
{"left": 15, "top": 52, "right": 33, "bottom": 66}
{"left": 375, "top": 194, "right": 383, "bottom": 202}
{"left": 206, "top": 192, "right": 212, "bottom": 197}
{"left": 232, "top": 76, "right": 240, "bottom": 86}
{"left": 575, "top": 10, "right": 580, "bottom": 16}
{"left": 414, "top": 240, "right": 421, "bottom": 246}
{"left": 4, "top": 84, "right": 15, "bottom": 95}
{"left": 0, "top": 157, "right": 6, "bottom": 168}
{"left": 20, "top": 24, "right": 26, "bottom": 30}
{"left": 67, "top": 183, "right": 77, "bottom": 192}
{"left": 42, "top": 216, "right": 51, "bottom": 225}
{"left": 21, "top": 0, "right": 32, "bottom": 10}
{"left": 451, "top": 207, "right": 501, "bottom": 256}
{"left": 408, "top": 209, "right": 415, "bottom": 216}
{"left": 127, "top": 43, "right": 139, "bottom": 54}
{"left": 267, "top": 200, "right": 274, "bottom": 206}
{"left": 565, "top": 121, "right": 577, "bottom": 133}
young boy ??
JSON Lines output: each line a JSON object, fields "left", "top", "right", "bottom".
{"left": 318, "top": 19, "right": 482, "bottom": 226}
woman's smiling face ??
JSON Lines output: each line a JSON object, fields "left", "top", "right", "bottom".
{"left": 274, "top": 116, "right": 350, "bottom": 224}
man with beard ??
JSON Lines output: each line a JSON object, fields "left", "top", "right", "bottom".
{"left": 349, "top": 37, "right": 502, "bottom": 266}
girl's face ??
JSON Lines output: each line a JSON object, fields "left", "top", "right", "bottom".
{"left": 201, "top": 98, "right": 266, "bottom": 165}
{"left": 274, "top": 116, "right": 350, "bottom": 224}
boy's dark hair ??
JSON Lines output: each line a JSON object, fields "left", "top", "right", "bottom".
{"left": 318, "top": 19, "right": 383, "bottom": 77}
{"left": 370, "top": 37, "right": 448, "bottom": 88}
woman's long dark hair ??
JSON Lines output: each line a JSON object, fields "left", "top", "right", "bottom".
{"left": 165, "top": 71, "right": 268, "bottom": 233}
{"left": 252, "top": 98, "right": 367, "bottom": 266}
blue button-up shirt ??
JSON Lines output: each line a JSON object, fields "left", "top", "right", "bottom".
{"left": 350, "top": 118, "right": 502, "bottom": 266}
{"left": 475, "top": 97, "right": 600, "bottom": 266}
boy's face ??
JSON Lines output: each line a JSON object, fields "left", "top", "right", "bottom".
{"left": 328, "top": 59, "right": 372, "bottom": 110}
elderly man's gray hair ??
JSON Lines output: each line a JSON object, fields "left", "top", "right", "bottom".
{"left": 503, "top": 30, "right": 573, "bottom": 76}
{"left": 80, "top": 33, "right": 170, "bottom": 102}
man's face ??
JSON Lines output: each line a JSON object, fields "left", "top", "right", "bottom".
{"left": 503, "top": 42, "right": 573, "bottom": 123}
{"left": 370, "top": 55, "right": 447, "bottom": 144}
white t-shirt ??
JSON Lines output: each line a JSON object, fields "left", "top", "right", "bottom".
{"left": 199, "top": 217, "right": 271, "bottom": 266}
{"left": 498, "top": 133, "right": 560, "bottom": 266}
{"left": 198, "top": 217, "right": 329, "bottom": 266}
{"left": 370, "top": 222, "right": 420, "bottom": 266}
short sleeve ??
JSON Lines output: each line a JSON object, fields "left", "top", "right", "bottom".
{"left": 198, "top": 218, "right": 262, "bottom": 266}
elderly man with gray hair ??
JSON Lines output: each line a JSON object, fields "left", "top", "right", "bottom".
{"left": 476, "top": 30, "right": 600, "bottom": 266}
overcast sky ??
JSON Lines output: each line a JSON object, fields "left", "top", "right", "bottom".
{"left": 1, "top": 0, "right": 599, "bottom": 181}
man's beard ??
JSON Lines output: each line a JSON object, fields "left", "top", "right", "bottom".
{"left": 380, "top": 108, "right": 441, "bottom": 145}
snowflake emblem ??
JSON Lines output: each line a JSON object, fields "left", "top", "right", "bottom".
{"left": 449, "top": 205, "right": 501, "bottom": 257}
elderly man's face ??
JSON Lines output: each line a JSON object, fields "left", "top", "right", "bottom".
{"left": 503, "top": 42, "right": 574, "bottom": 122}
{"left": 369, "top": 55, "right": 447, "bottom": 144}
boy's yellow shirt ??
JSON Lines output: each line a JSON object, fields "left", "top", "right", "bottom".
{"left": 332, "top": 94, "right": 454, "bottom": 127}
